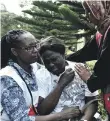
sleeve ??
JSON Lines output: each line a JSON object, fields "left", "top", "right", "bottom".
{"left": 87, "top": 28, "right": 110, "bottom": 92}
{"left": 37, "top": 78, "right": 49, "bottom": 98}
{"left": 66, "top": 36, "right": 98, "bottom": 62}
{"left": 84, "top": 82, "right": 99, "bottom": 97}
{"left": 1, "top": 76, "right": 34, "bottom": 121}
{"left": 36, "top": 69, "right": 50, "bottom": 98}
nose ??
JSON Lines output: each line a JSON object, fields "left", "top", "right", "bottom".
{"left": 49, "top": 62, "right": 55, "bottom": 68}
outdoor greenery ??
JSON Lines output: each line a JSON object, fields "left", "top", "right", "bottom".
{"left": 1, "top": 0, "right": 107, "bottom": 119}
{"left": 0, "top": 11, "right": 31, "bottom": 37}
{"left": 15, "top": 0, "right": 96, "bottom": 51}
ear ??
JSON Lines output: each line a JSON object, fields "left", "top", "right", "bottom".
{"left": 11, "top": 48, "right": 18, "bottom": 57}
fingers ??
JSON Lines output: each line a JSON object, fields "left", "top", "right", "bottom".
{"left": 61, "top": 107, "right": 80, "bottom": 119}
{"left": 75, "top": 64, "right": 85, "bottom": 71}
{"left": 64, "top": 68, "right": 75, "bottom": 76}
{"left": 75, "top": 64, "right": 88, "bottom": 74}
{"left": 74, "top": 64, "right": 82, "bottom": 75}
{"left": 70, "top": 109, "right": 80, "bottom": 117}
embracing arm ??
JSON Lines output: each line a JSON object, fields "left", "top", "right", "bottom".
{"left": 66, "top": 36, "right": 98, "bottom": 62}
{"left": 35, "top": 113, "right": 61, "bottom": 121}
{"left": 80, "top": 97, "right": 98, "bottom": 121}
{"left": 87, "top": 30, "right": 110, "bottom": 92}
{"left": 74, "top": 27, "right": 110, "bottom": 92}
{"left": 1, "top": 76, "right": 79, "bottom": 121}
{"left": 36, "top": 107, "right": 80, "bottom": 121}
{"left": 1, "top": 76, "right": 32, "bottom": 121}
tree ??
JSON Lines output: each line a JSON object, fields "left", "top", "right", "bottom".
{"left": 15, "top": 1, "right": 107, "bottom": 118}
{"left": 1, "top": 11, "right": 20, "bottom": 37}
{"left": 15, "top": 1, "right": 96, "bottom": 50}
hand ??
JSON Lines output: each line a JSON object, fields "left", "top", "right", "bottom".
{"left": 59, "top": 107, "right": 80, "bottom": 120}
{"left": 75, "top": 64, "right": 91, "bottom": 82}
{"left": 58, "top": 68, "right": 75, "bottom": 88}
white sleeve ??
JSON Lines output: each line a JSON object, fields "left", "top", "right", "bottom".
{"left": 37, "top": 79, "right": 49, "bottom": 98}
{"left": 35, "top": 68, "right": 50, "bottom": 98}
{"left": 84, "top": 83, "right": 99, "bottom": 97}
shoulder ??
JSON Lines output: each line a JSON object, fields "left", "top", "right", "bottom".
{"left": 31, "top": 62, "right": 45, "bottom": 73}
{"left": 0, "top": 66, "right": 22, "bottom": 90}
{"left": 35, "top": 67, "right": 51, "bottom": 83}
{"left": 66, "top": 60, "right": 84, "bottom": 69}
{"left": 1, "top": 75, "right": 19, "bottom": 87}
{"left": 1, "top": 75, "right": 22, "bottom": 96}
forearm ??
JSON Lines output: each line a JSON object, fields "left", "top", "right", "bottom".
{"left": 67, "top": 36, "right": 98, "bottom": 62}
{"left": 38, "top": 85, "right": 64, "bottom": 115}
{"left": 35, "top": 113, "right": 61, "bottom": 121}
{"left": 80, "top": 103, "right": 97, "bottom": 121}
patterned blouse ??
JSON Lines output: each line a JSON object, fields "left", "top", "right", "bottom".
{"left": 1, "top": 61, "right": 38, "bottom": 121}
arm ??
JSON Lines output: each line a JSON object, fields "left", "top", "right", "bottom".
{"left": 36, "top": 107, "right": 80, "bottom": 121}
{"left": 0, "top": 76, "right": 81, "bottom": 121}
{"left": 66, "top": 36, "right": 98, "bottom": 62}
{"left": 1, "top": 76, "right": 32, "bottom": 121}
{"left": 37, "top": 68, "right": 75, "bottom": 115}
{"left": 88, "top": 29, "right": 110, "bottom": 92}
{"left": 37, "top": 84, "right": 65, "bottom": 115}
{"left": 75, "top": 45, "right": 110, "bottom": 92}
{"left": 80, "top": 97, "right": 98, "bottom": 121}
{"left": 35, "top": 113, "right": 61, "bottom": 121}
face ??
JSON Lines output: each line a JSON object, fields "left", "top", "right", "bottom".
{"left": 13, "top": 32, "right": 39, "bottom": 65}
{"left": 42, "top": 50, "right": 65, "bottom": 76}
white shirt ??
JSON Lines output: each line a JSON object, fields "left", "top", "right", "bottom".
{"left": 36, "top": 61, "right": 98, "bottom": 112}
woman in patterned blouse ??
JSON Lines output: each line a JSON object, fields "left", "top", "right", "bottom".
{"left": 0, "top": 30, "right": 80, "bottom": 121}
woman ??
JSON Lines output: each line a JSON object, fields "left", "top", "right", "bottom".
{"left": 0, "top": 30, "right": 80, "bottom": 121}
{"left": 67, "top": 1, "right": 110, "bottom": 117}
{"left": 36, "top": 36, "right": 98, "bottom": 121}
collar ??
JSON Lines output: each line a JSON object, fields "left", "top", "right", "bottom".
{"left": 8, "top": 60, "right": 33, "bottom": 77}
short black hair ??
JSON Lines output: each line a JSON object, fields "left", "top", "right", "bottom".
{"left": 39, "top": 36, "right": 65, "bottom": 56}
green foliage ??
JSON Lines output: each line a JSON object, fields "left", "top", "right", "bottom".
{"left": 1, "top": 12, "right": 21, "bottom": 37}
{"left": 33, "top": 1, "right": 59, "bottom": 13}
{"left": 0, "top": 11, "right": 34, "bottom": 37}
{"left": 15, "top": 0, "right": 97, "bottom": 48}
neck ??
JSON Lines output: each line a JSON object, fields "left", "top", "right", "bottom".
{"left": 17, "top": 60, "right": 31, "bottom": 74}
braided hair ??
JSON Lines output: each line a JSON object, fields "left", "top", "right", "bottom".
{"left": 1, "top": 30, "right": 27, "bottom": 68}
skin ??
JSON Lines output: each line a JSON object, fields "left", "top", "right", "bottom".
{"left": 41, "top": 50, "right": 66, "bottom": 76}
{"left": 11, "top": 32, "right": 79, "bottom": 121}
{"left": 75, "top": 63, "right": 91, "bottom": 81}
{"left": 41, "top": 50, "right": 97, "bottom": 121}
{"left": 38, "top": 50, "right": 76, "bottom": 115}
{"left": 11, "top": 32, "right": 39, "bottom": 73}
{"left": 38, "top": 68, "right": 75, "bottom": 115}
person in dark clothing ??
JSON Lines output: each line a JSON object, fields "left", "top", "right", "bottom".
{"left": 67, "top": 1, "right": 110, "bottom": 117}
{"left": 67, "top": 27, "right": 110, "bottom": 91}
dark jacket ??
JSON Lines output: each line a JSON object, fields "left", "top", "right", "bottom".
{"left": 67, "top": 28, "right": 110, "bottom": 92}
